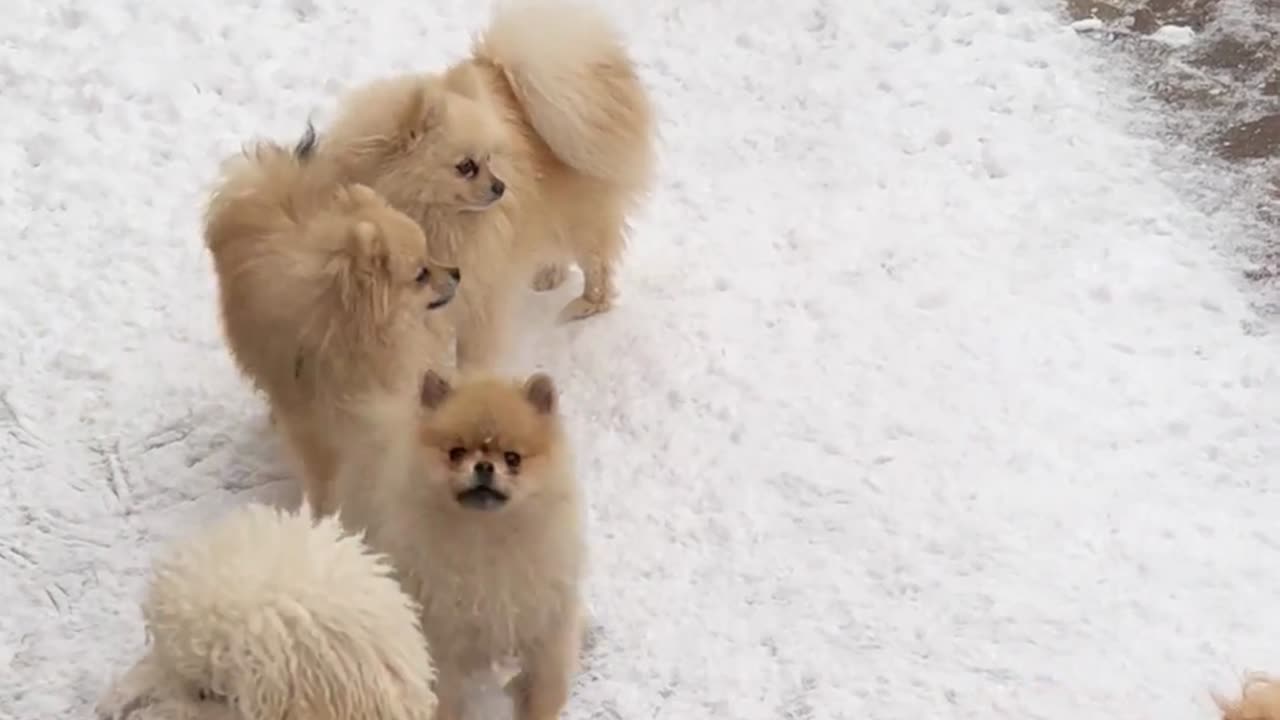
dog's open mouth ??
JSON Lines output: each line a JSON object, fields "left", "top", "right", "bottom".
{"left": 456, "top": 485, "right": 508, "bottom": 510}
{"left": 427, "top": 292, "right": 455, "bottom": 310}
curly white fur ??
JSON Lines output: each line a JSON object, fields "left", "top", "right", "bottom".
{"left": 97, "top": 503, "right": 437, "bottom": 720}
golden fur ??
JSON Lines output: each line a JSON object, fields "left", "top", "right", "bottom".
{"left": 203, "top": 127, "right": 460, "bottom": 515}
{"left": 350, "top": 371, "right": 586, "bottom": 720}
{"left": 1218, "top": 675, "right": 1280, "bottom": 720}
{"left": 320, "top": 0, "right": 657, "bottom": 370}
{"left": 96, "top": 504, "right": 437, "bottom": 720}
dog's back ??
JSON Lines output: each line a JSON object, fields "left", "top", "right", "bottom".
{"left": 202, "top": 128, "right": 341, "bottom": 403}
{"left": 204, "top": 126, "right": 324, "bottom": 252}
{"left": 140, "top": 503, "right": 437, "bottom": 720}
{"left": 203, "top": 128, "right": 431, "bottom": 402}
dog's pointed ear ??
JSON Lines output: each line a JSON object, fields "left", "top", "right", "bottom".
{"left": 328, "top": 218, "right": 391, "bottom": 317}
{"left": 348, "top": 219, "right": 383, "bottom": 261}
{"left": 400, "top": 81, "right": 444, "bottom": 139}
{"left": 522, "top": 373, "right": 557, "bottom": 415}
{"left": 421, "top": 370, "right": 453, "bottom": 410}
{"left": 347, "top": 219, "right": 392, "bottom": 276}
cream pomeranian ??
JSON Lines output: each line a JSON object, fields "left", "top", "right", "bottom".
{"left": 347, "top": 370, "right": 586, "bottom": 720}
{"left": 96, "top": 503, "right": 437, "bottom": 720}
{"left": 203, "top": 125, "right": 461, "bottom": 516}
{"left": 318, "top": 0, "right": 657, "bottom": 371}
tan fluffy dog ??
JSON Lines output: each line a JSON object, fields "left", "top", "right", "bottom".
{"left": 320, "top": 0, "right": 657, "bottom": 370}
{"left": 96, "top": 503, "right": 437, "bottom": 720}
{"left": 204, "top": 126, "right": 461, "bottom": 515}
{"left": 1217, "top": 675, "right": 1280, "bottom": 720}
{"left": 349, "top": 370, "right": 586, "bottom": 720}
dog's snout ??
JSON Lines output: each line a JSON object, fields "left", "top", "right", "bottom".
{"left": 473, "top": 461, "right": 495, "bottom": 483}
{"left": 447, "top": 267, "right": 461, "bottom": 282}
{"left": 490, "top": 179, "right": 505, "bottom": 198}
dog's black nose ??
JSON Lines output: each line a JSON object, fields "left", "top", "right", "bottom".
{"left": 473, "top": 461, "right": 494, "bottom": 483}
{"left": 448, "top": 267, "right": 461, "bottom": 281}
{"left": 491, "top": 179, "right": 505, "bottom": 197}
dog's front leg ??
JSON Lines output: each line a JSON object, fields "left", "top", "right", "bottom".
{"left": 432, "top": 663, "right": 470, "bottom": 720}
{"left": 453, "top": 285, "right": 510, "bottom": 372}
{"left": 455, "top": 319, "right": 505, "bottom": 372}
{"left": 508, "top": 611, "right": 582, "bottom": 720}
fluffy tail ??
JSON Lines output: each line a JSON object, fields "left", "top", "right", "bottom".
{"left": 202, "top": 124, "right": 324, "bottom": 254}
{"left": 139, "top": 504, "right": 437, "bottom": 720}
{"left": 474, "top": 0, "right": 656, "bottom": 194}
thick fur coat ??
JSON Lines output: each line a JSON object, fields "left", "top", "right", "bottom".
{"left": 96, "top": 504, "right": 437, "bottom": 720}
{"left": 342, "top": 371, "right": 586, "bottom": 720}
{"left": 203, "top": 128, "right": 460, "bottom": 514}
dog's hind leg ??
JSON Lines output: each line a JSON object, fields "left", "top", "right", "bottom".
{"left": 558, "top": 211, "right": 625, "bottom": 323}
{"left": 557, "top": 256, "right": 614, "bottom": 322}
{"left": 531, "top": 263, "right": 568, "bottom": 292}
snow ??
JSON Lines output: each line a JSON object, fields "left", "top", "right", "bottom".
{"left": 2, "top": 0, "right": 1280, "bottom": 718}
{"left": 1070, "top": 18, "right": 1106, "bottom": 32}
{"left": 1151, "top": 25, "right": 1198, "bottom": 47}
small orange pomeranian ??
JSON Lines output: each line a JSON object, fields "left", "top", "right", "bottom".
{"left": 319, "top": 0, "right": 657, "bottom": 371}
{"left": 203, "top": 125, "right": 461, "bottom": 516}
{"left": 351, "top": 370, "right": 586, "bottom": 720}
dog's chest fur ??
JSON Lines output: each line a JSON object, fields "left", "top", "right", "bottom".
{"left": 395, "top": 502, "right": 583, "bottom": 667}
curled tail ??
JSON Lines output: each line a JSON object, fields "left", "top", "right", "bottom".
{"left": 130, "top": 504, "right": 436, "bottom": 720}
{"left": 474, "top": 0, "right": 657, "bottom": 194}
{"left": 203, "top": 124, "right": 325, "bottom": 254}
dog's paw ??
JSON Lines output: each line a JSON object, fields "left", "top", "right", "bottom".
{"left": 531, "top": 264, "right": 569, "bottom": 292}
{"left": 557, "top": 296, "right": 612, "bottom": 323}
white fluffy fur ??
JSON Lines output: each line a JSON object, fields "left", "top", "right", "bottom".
{"left": 97, "top": 504, "right": 437, "bottom": 720}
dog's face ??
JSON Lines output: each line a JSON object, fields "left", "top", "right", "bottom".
{"left": 417, "top": 371, "right": 563, "bottom": 512}
{"left": 338, "top": 76, "right": 510, "bottom": 214}
{"left": 327, "top": 185, "right": 461, "bottom": 323}
{"left": 410, "top": 95, "right": 508, "bottom": 213}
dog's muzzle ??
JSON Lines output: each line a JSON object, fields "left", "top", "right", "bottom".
{"left": 426, "top": 270, "right": 461, "bottom": 310}
{"left": 427, "top": 290, "right": 455, "bottom": 310}
{"left": 455, "top": 461, "right": 508, "bottom": 510}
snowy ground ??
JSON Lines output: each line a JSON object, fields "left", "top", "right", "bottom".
{"left": 4, "top": 0, "right": 1280, "bottom": 718}
{"left": 1067, "top": 0, "right": 1280, "bottom": 286}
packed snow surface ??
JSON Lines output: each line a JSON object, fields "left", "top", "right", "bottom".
{"left": 3, "top": 0, "right": 1280, "bottom": 718}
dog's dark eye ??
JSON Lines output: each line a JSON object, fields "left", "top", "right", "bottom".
{"left": 504, "top": 451, "right": 521, "bottom": 468}
{"left": 448, "top": 447, "right": 467, "bottom": 463}
{"left": 415, "top": 267, "right": 430, "bottom": 284}
{"left": 455, "top": 158, "right": 478, "bottom": 178}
